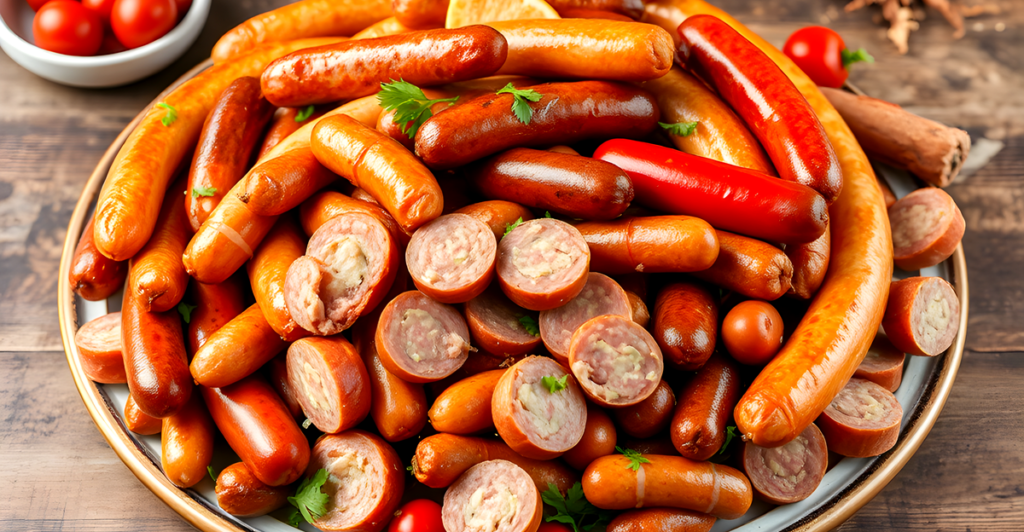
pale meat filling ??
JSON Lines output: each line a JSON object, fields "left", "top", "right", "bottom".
{"left": 548, "top": 285, "right": 616, "bottom": 349}
{"left": 571, "top": 340, "right": 657, "bottom": 402}
{"left": 511, "top": 226, "right": 572, "bottom": 279}
{"left": 85, "top": 317, "right": 120, "bottom": 347}
{"left": 761, "top": 435, "right": 810, "bottom": 489}
{"left": 421, "top": 225, "right": 485, "bottom": 286}
{"left": 833, "top": 381, "right": 887, "bottom": 422}
{"left": 916, "top": 292, "right": 953, "bottom": 346}
{"left": 463, "top": 485, "right": 519, "bottom": 532}
{"left": 301, "top": 361, "right": 327, "bottom": 411}
{"left": 892, "top": 203, "right": 947, "bottom": 249}
{"left": 318, "top": 237, "right": 368, "bottom": 299}
{"left": 517, "top": 380, "right": 567, "bottom": 438}
{"left": 324, "top": 451, "right": 378, "bottom": 521}
{"left": 400, "top": 309, "right": 467, "bottom": 364}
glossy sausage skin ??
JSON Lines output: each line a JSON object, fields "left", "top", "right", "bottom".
{"left": 311, "top": 114, "right": 443, "bottom": 233}
{"left": 553, "top": 7, "right": 634, "bottom": 21}
{"left": 299, "top": 190, "right": 409, "bottom": 248}
{"left": 261, "top": 26, "right": 508, "bottom": 106}
{"left": 412, "top": 433, "right": 579, "bottom": 495}
{"left": 201, "top": 376, "right": 310, "bottom": 486}
{"left": 677, "top": 15, "right": 842, "bottom": 203}
{"left": 286, "top": 336, "right": 372, "bottom": 434}
{"left": 161, "top": 392, "right": 215, "bottom": 488}
{"left": 652, "top": 282, "right": 717, "bottom": 371}
{"left": 129, "top": 178, "right": 191, "bottom": 313}
{"left": 354, "top": 321, "right": 427, "bottom": 442}
{"left": 239, "top": 147, "right": 337, "bottom": 216}
{"left": 190, "top": 304, "right": 288, "bottom": 388}
{"left": 247, "top": 216, "right": 310, "bottom": 342}
{"left": 124, "top": 395, "right": 162, "bottom": 435}
{"left": 673, "top": 1, "right": 893, "bottom": 448}
{"left": 257, "top": 106, "right": 327, "bottom": 160}
{"left": 186, "top": 276, "right": 248, "bottom": 356}
{"left": 489, "top": 19, "right": 672, "bottom": 81}
{"left": 454, "top": 200, "right": 535, "bottom": 241}
{"left": 215, "top": 462, "right": 290, "bottom": 517}
{"left": 121, "top": 277, "right": 192, "bottom": 418}
{"left": 468, "top": 148, "right": 634, "bottom": 220}
{"left": 593, "top": 139, "right": 828, "bottom": 244}
{"left": 582, "top": 454, "right": 752, "bottom": 519}
{"left": 785, "top": 224, "right": 830, "bottom": 300}
{"left": 607, "top": 508, "right": 716, "bottom": 532}
{"left": 416, "top": 80, "right": 659, "bottom": 170}
{"left": 670, "top": 355, "right": 741, "bottom": 461}
{"left": 187, "top": 76, "right": 274, "bottom": 232}
{"left": 74, "top": 312, "right": 126, "bottom": 384}
{"left": 69, "top": 215, "right": 128, "bottom": 301}
{"left": 547, "top": 0, "right": 644, "bottom": 18}
{"left": 563, "top": 404, "right": 617, "bottom": 471}
{"left": 391, "top": 0, "right": 448, "bottom": 29}
{"left": 265, "top": 353, "right": 303, "bottom": 418}
{"left": 575, "top": 216, "right": 719, "bottom": 274}
{"left": 428, "top": 369, "right": 506, "bottom": 435}
{"left": 692, "top": 231, "right": 794, "bottom": 301}
{"left": 613, "top": 379, "right": 675, "bottom": 439}
{"left": 638, "top": 67, "right": 773, "bottom": 174}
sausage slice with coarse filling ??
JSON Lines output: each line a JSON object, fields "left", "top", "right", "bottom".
{"left": 540, "top": 272, "right": 631, "bottom": 365}
{"left": 375, "top": 291, "right": 472, "bottom": 383}
{"left": 465, "top": 285, "right": 543, "bottom": 358}
{"left": 816, "top": 378, "right": 903, "bottom": 458}
{"left": 442, "top": 460, "right": 543, "bottom": 532}
{"left": 742, "top": 423, "right": 828, "bottom": 504}
{"left": 497, "top": 218, "right": 591, "bottom": 311}
{"left": 568, "top": 315, "right": 664, "bottom": 407}
{"left": 406, "top": 213, "right": 497, "bottom": 304}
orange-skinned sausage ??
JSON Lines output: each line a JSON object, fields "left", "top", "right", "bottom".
{"left": 575, "top": 216, "right": 719, "bottom": 275}
{"left": 287, "top": 336, "right": 371, "bottom": 434}
{"left": 391, "top": 0, "right": 449, "bottom": 29}
{"left": 652, "top": 281, "right": 718, "bottom": 371}
{"left": 299, "top": 190, "right": 409, "bottom": 248}
{"left": 428, "top": 369, "right": 506, "bottom": 435}
{"left": 185, "top": 275, "right": 248, "bottom": 356}
{"left": 257, "top": 106, "right": 327, "bottom": 160}
{"left": 670, "top": 355, "right": 741, "bottom": 461}
{"left": 215, "top": 462, "right": 290, "bottom": 517}
{"left": 129, "top": 178, "right": 191, "bottom": 313}
{"left": 563, "top": 404, "right": 617, "bottom": 471}
{"left": 69, "top": 215, "right": 127, "bottom": 301}
{"left": 161, "top": 392, "right": 215, "bottom": 488}
{"left": 124, "top": 395, "right": 162, "bottom": 435}
{"left": 785, "top": 225, "right": 831, "bottom": 300}
{"left": 692, "top": 231, "right": 794, "bottom": 301}
{"left": 607, "top": 508, "right": 716, "bottom": 532}
{"left": 239, "top": 148, "right": 337, "bottom": 217}
{"left": 454, "top": 200, "right": 534, "bottom": 240}
{"left": 247, "top": 216, "right": 310, "bottom": 342}
{"left": 353, "top": 321, "right": 427, "bottom": 442}
{"left": 190, "top": 304, "right": 288, "bottom": 389}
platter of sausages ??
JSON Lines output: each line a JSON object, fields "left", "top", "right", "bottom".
{"left": 58, "top": 0, "right": 971, "bottom": 531}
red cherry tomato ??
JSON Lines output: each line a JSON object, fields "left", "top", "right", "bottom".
{"left": 387, "top": 499, "right": 444, "bottom": 532}
{"left": 783, "top": 26, "right": 873, "bottom": 88}
{"left": 110, "top": 0, "right": 177, "bottom": 49}
{"left": 172, "top": 0, "right": 191, "bottom": 17}
{"left": 26, "top": 0, "right": 54, "bottom": 11}
{"left": 82, "top": 0, "right": 117, "bottom": 25}
{"left": 539, "top": 524, "right": 574, "bottom": 532}
{"left": 722, "top": 300, "right": 784, "bottom": 366}
{"left": 32, "top": 1, "right": 104, "bottom": 56}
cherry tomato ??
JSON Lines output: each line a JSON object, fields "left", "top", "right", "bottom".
{"left": 172, "top": 0, "right": 191, "bottom": 17}
{"left": 722, "top": 300, "right": 784, "bottom": 366}
{"left": 539, "top": 523, "right": 574, "bottom": 532}
{"left": 98, "top": 31, "right": 128, "bottom": 54}
{"left": 783, "top": 26, "right": 874, "bottom": 88}
{"left": 82, "top": 0, "right": 117, "bottom": 25}
{"left": 387, "top": 499, "right": 444, "bottom": 532}
{"left": 32, "top": 1, "right": 104, "bottom": 56}
{"left": 26, "top": 0, "right": 54, "bottom": 11}
{"left": 110, "top": 0, "right": 177, "bottom": 49}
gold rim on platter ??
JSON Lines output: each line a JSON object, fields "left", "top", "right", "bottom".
{"left": 57, "top": 61, "right": 969, "bottom": 532}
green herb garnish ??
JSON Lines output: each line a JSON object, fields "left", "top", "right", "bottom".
{"left": 378, "top": 79, "right": 459, "bottom": 137}
{"left": 497, "top": 83, "right": 543, "bottom": 125}
{"left": 157, "top": 103, "right": 177, "bottom": 127}
{"left": 616, "top": 446, "right": 651, "bottom": 472}
{"left": 659, "top": 121, "right": 699, "bottom": 136}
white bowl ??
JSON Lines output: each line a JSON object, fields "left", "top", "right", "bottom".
{"left": 0, "top": 0, "right": 210, "bottom": 88}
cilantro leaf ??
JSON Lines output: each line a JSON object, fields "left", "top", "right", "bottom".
{"left": 518, "top": 315, "right": 540, "bottom": 337}
{"left": 544, "top": 211, "right": 553, "bottom": 218}
{"left": 287, "top": 468, "right": 330, "bottom": 526}
{"left": 503, "top": 217, "right": 524, "bottom": 238}
{"left": 497, "top": 83, "right": 543, "bottom": 125}
{"left": 378, "top": 79, "right": 458, "bottom": 137}
{"left": 176, "top": 303, "right": 197, "bottom": 324}
{"left": 541, "top": 375, "right": 568, "bottom": 394}
{"left": 207, "top": 466, "right": 217, "bottom": 482}
{"left": 841, "top": 47, "right": 874, "bottom": 67}
{"left": 718, "top": 425, "right": 740, "bottom": 456}
{"left": 157, "top": 103, "right": 177, "bottom": 127}
{"left": 616, "top": 446, "right": 651, "bottom": 472}
{"left": 191, "top": 186, "right": 217, "bottom": 198}
{"left": 287, "top": 509, "right": 303, "bottom": 528}
{"left": 659, "top": 121, "right": 699, "bottom": 137}
{"left": 295, "top": 105, "right": 316, "bottom": 122}
{"left": 541, "top": 482, "right": 611, "bottom": 532}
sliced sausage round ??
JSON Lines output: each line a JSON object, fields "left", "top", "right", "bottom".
{"left": 816, "top": 378, "right": 903, "bottom": 458}
{"left": 492, "top": 356, "right": 588, "bottom": 459}
{"left": 889, "top": 187, "right": 965, "bottom": 271}
{"left": 286, "top": 336, "right": 371, "bottom": 434}
{"left": 429, "top": 369, "right": 506, "bottom": 435}
{"left": 855, "top": 335, "right": 906, "bottom": 392}
{"left": 307, "top": 431, "right": 405, "bottom": 532}
{"left": 406, "top": 213, "right": 497, "bottom": 304}
{"left": 442, "top": 460, "right": 543, "bottom": 532}
{"left": 568, "top": 315, "right": 664, "bottom": 408}
{"left": 607, "top": 508, "right": 716, "bottom": 532}
{"left": 284, "top": 212, "right": 399, "bottom": 335}
{"left": 496, "top": 218, "right": 591, "bottom": 311}
{"left": 563, "top": 403, "right": 618, "bottom": 471}
{"left": 881, "top": 276, "right": 960, "bottom": 357}
{"left": 540, "top": 272, "right": 631, "bottom": 365}
{"left": 742, "top": 422, "right": 828, "bottom": 505}
{"left": 215, "top": 462, "right": 290, "bottom": 517}
{"left": 375, "top": 290, "right": 472, "bottom": 383}
{"left": 74, "top": 311, "right": 126, "bottom": 384}
{"left": 612, "top": 379, "right": 675, "bottom": 439}
{"left": 465, "top": 285, "right": 543, "bottom": 358}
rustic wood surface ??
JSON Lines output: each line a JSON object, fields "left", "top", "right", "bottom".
{"left": 0, "top": 0, "right": 1020, "bottom": 530}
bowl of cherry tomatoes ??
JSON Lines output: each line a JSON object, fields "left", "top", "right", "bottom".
{"left": 0, "top": 0, "right": 209, "bottom": 87}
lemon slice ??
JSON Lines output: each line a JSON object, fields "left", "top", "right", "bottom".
{"left": 446, "top": 0, "right": 560, "bottom": 28}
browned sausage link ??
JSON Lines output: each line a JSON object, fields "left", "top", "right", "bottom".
{"left": 563, "top": 404, "right": 618, "bottom": 471}
{"left": 124, "top": 395, "right": 162, "bottom": 435}
{"left": 190, "top": 304, "right": 289, "bottom": 389}
{"left": 547, "top": 0, "right": 644, "bottom": 18}
{"left": 652, "top": 281, "right": 718, "bottom": 371}
{"left": 607, "top": 508, "right": 716, "bottom": 532}
{"left": 454, "top": 200, "right": 535, "bottom": 241}
{"left": 415, "top": 80, "right": 659, "bottom": 170}
{"left": 258, "top": 106, "right": 328, "bottom": 160}
{"left": 121, "top": 274, "right": 192, "bottom": 418}
{"left": 467, "top": 148, "right": 634, "bottom": 220}
{"left": 239, "top": 148, "right": 337, "bottom": 216}
{"left": 161, "top": 392, "right": 215, "bottom": 488}
{"left": 613, "top": 379, "right": 676, "bottom": 439}
{"left": 412, "top": 433, "right": 579, "bottom": 494}
{"left": 428, "top": 369, "right": 506, "bottom": 435}
{"left": 70, "top": 214, "right": 128, "bottom": 301}
{"left": 670, "top": 355, "right": 741, "bottom": 461}
{"left": 215, "top": 462, "right": 290, "bottom": 517}
{"left": 785, "top": 223, "right": 830, "bottom": 300}
{"left": 186, "top": 274, "right": 248, "bottom": 356}
{"left": 555, "top": 7, "right": 635, "bottom": 21}
{"left": 130, "top": 178, "right": 192, "bottom": 313}
{"left": 187, "top": 77, "right": 274, "bottom": 232}
{"left": 261, "top": 26, "right": 509, "bottom": 107}
{"left": 265, "top": 353, "right": 303, "bottom": 418}
{"left": 575, "top": 216, "right": 719, "bottom": 274}
{"left": 392, "top": 0, "right": 450, "bottom": 29}
{"left": 625, "top": 290, "right": 649, "bottom": 328}
{"left": 299, "top": 190, "right": 409, "bottom": 247}
{"left": 618, "top": 436, "right": 678, "bottom": 456}
{"left": 247, "top": 215, "right": 310, "bottom": 342}
{"left": 692, "top": 230, "right": 794, "bottom": 301}
{"left": 353, "top": 321, "right": 428, "bottom": 442}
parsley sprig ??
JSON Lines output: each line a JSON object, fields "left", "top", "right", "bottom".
{"left": 295, "top": 105, "right": 316, "bottom": 122}
{"left": 841, "top": 48, "right": 874, "bottom": 67}
{"left": 207, "top": 466, "right": 217, "bottom": 482}
{"left": 541, "top": 375, "right": 568, "bottom": 394}
{"left": 176, "top": 303, "right": 197, "bottom": 324}
{"left": 542, "top": 482, "right": 611, "bottom": 532}
{"left": 497, "top": 83, "right": 543, "bottom": 124}
{"left": 518, "top": 315, "right": 540, "bottom": 337}
{"left": 659, "top": 121, "right": 699, "bottom": 136}
{"left": 718, "top": 425, "right": 740, "bottom": 456}
{"left": 191, "top": 186, "right": 217, "bottom": 198}
{"left": 287, "top": 468, "right": 330, "bottom": 527}
{"left": 378, "top": 80, "right": 459, "bottom": 137}
{"left": 616, "top": 446, "right": 651, "bottom": 471}
{"left": 503, "top": 217, "right": 524, "bottom": 238}
{"left": 157, "top": 103, "right": 177, "bottom": 127}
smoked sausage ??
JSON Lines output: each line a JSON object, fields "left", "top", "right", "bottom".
{"left": 391, "top": 0, "right": 448, "bottom": 29}
{"left": 190, "top": 304, "right": 288, "bottom": 388}
{"left": 257, "top": 105, "right": 327, "bottom": 160}
{"left": 185, "top": 275, "right": 248, "bottom": 355}
{"left": 785, "top": 225, "right": 830, "bottom": 300}
{"left": 742, "top": 423, "right": 828, "bottom": 504}
{"left": 575, "top": 216, "right": 719, "bottom": 275}
{"left": 405, "top": 213, "right": 497, "bottom": 304}
{"left": 882, "top": 276, "right": 961, "bottom": 357}
{"left": 429, "top": 369, "right": 506, "bottom": 435}
{"left": 612, "top": 379, "right": 675, "bottom": 439}
{"left": 464, "top": 285, "right": 542, "bottom": 358}
{"left": 215, "top": 462, "right": 290, "bottom": 517}
{"left": 652, "top": 281, "right": 718, "bottom": 371}
{"left": 74, "top": 312, "right": 126, "bottom": 384}
{"left": 568, "top": 316, "right": 664, "bottom": 408}
{"left": 670, "top": 355, "right": 741, "bottom": 461}
{"left": 692, "top": 231, "right": 794, "bottom": 301}
{"left": 442, "top": 460, "right": 543, "bottom": 532}
{"left": 496, "top": 218, "right": 591, "bottom": 311}
{"left": 299, "top": 190, "right": 408, "bottom": 248}
{"left": 354, "top": 321, "right": 428, "bottom": 442}
{"left": 607, "top": 508, "right": 716, "bottom": 532}
{"left": 129, "top": 178, "right": 191, "bottom": 313}
{"left": 161, "top": 392, "right": 215, "bottom": 488}
{"left": 816, "top": 378, "right": 903, "bottom": 457}
{"left": 286, "top": 336, "right": 371, "bottom": 434}
{"left": 69, "top": 215, "right": 127, "bottom": 301}
{"left": 124, "top": 395, "right": 162, "bottom": 435}
{"left": 247, "top": 216, "right": 310, "bottom": 342}
{"left": 563, "top": 404, "right": 617, "bottom": 471}
{"left": 265, "top": 353, "right": 303, "bottom": 419}
{"left": 454, "top": 200, "right": 534, "bottom": 241}
{"left": 239, "top": 148, "right": 338, "bottom": 217}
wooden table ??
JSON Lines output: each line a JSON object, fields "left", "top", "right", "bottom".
{"left": 0, "top": 1, "right": 1020, "bottom": 530}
